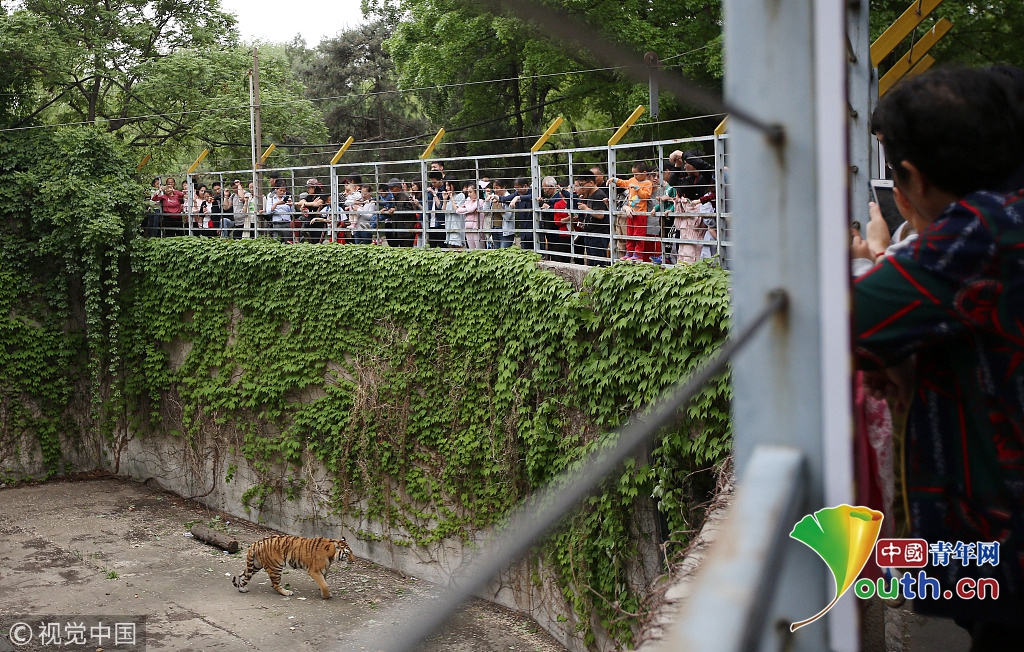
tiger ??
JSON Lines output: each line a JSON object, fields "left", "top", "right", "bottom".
{"left": 232, "top": 535, "right": 356, "bottom": 599}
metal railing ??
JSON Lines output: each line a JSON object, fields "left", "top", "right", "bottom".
{"left": 147, "top": 133, "right": 731, "bottom": 268}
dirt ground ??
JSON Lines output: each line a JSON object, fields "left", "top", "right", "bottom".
{"left": 0, "top": 474, "right": 566, "bottom": 652}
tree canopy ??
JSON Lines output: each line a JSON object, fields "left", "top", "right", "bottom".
{"left": 0, "top": 0, "right": 326, "bottom": 172}
{"left": 1, "top": 0, "right": 237, "bottom": 128}
{"left": 2, "top": 0, "right": 1022, "bottom": 172}
{"left": 288, "top": 22, "right": 432, "bottom": 161}
{"left": 363, "top": 0, "right": 725, "bottom": 155}
{"left": 870, "top": 0, "right": 1024, "bottom": 72}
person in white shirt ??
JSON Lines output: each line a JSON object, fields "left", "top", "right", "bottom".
{"left": 443, "top": 179, "right": 466, "bottom": 248}
{"left": 227, "top": 179, "right": 251, "bottom": 239}
{"left": 192, "top": 184, "right": 212, "bottom": 231}
{"left": 268, "top": 185, "right": 293, "bottom": 242}
{"left": 349, "top": 184, "right": 377, "bottom": 245}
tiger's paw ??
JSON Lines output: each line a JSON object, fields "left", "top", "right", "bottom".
{"left": 237, "top": 586, "right": 250, "bottom": 593}
{"left": 320, "top": 590, "right": 332, "bottom": 599}
{"left": 275, "top": 588, "right": 293, "bottom": 596}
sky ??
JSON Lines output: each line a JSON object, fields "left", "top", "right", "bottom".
{"left": 219, "top": 0, "right": 366, "bottom": 47}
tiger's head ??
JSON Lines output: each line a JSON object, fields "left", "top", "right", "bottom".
{"left": 333, "top": 536, "right": 356, "bottom": 563}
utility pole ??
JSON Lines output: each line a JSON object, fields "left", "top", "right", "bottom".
{"left": 645, "top": 51, "right": 660, "bottom": 120}
{"left": 252, "top": 47, "right": 263, "bottom": 212}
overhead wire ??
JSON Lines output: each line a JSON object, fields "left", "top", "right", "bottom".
{"left": 659, "top": 43, "right": 711, "bottom": 62}
{"left": 172, "top": 112, "right": 724, "bottom": 173}
{"left": 0, "top": 46, "right": 705, "bottom": 136}
{"left": 0, "top": 64, "right": 617, "bottom": 135}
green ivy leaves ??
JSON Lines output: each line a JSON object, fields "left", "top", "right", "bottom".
{"left": 0, "top": 127, "right": 142, "bottom": 476}
{"left": 119, "top": 240, "right": 730, "bottom": 648}
{"left": 3, "top": 154, "right": 731, "bottom": 652}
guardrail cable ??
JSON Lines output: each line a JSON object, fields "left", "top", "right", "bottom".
{"left": 340, "top": 289, "right": 788, "bottom": 652}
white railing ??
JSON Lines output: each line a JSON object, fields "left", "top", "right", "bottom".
{"left": 148, "top": 133, "right": 731, "bottom": 268}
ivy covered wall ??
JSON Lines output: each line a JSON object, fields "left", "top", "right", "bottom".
{"left": 118, "top": 241, "right": 731, "bottom": 647}
{"left": 0, "top": 128, "right": 140, "bottom": 475}
{"left": 0, "top": 127, "right": 732, "bottom": 649}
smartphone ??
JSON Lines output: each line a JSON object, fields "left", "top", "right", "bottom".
{"left": 870, "top": 180, "right": 903, "bottom": 236}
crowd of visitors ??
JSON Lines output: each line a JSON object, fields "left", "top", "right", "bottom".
{"left": 145, "top": 151, "right": 721, "bottom": 266}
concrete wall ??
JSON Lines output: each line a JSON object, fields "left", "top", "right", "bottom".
{"left": 0, "top": 430, "right": 45, "bottom": 482}
{"left": 0, "top": 259, "right": 668, "bottom": 651}
{"left": 103, "top": 424, "right": 644, "bottom": 652}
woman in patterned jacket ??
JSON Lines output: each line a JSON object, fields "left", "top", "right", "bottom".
{"left": 853, "top": 67, "right": 1024, "bottom": 649}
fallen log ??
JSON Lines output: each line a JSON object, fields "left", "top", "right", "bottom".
{"left": 190, "top": 524, "right": 239, "bottom": 553}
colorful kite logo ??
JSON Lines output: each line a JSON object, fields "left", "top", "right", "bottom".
{"left": 789, "top": 504, "right": 884, "bottom": 632}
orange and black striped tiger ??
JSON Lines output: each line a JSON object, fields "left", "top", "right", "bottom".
{"left": 232, "top": 535, "right": 355, "bottom": 599}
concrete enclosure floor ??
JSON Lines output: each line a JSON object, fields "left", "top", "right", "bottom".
{"left": 0, "top": 475, "right": 565, "bottom": 652}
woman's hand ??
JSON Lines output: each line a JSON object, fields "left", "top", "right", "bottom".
{"left": 866, "top": 202, "right": 890, "bottom": 256}
{"left": 851, "top": 234, "right": 872, "bottom": 260}
{"left": 863, "top": 360, "right": 914, "bottom": 414}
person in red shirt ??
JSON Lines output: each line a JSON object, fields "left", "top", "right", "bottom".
{"left": 539, "top": 176, "right": 572, "bottom": 262}
{"left": 151, "top": 177, "right": 185, "bottom": 235}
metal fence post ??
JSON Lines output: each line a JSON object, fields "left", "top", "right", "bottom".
{"left": 420, "top": 160, "right": 429, "bottom": 248}
{"left": 713, "top": 134, "right": 724, "bottom": 263}
{"left": 373, "top": 163, "right": 381, "bottom": 244}
{"left": 568, "top": 151, "right": 576, "bottom": 261}
{"left": 186, "top": 173, "right": 194, "bottom": 236}
{"left": 710, "top": 0, "right": 850, "bottom": 649}
{"left": 329, "top": 165, "right": 339, "bottom": 243}
{"left": 474, "top": 158, "right": 481, "bottom": 249}
{"left": 530, "top": 152, "right": 540, "bottom": 254}
{"left": 607, "top": 146, "right": 617, "bottom": 262}
{"left": 848, "top": 0, "right": 873, "bottom": 239}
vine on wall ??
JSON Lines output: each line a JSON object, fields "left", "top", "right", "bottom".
{"left": 121, "top": 239, "right": 732, "bottom": 648}
{"left": 0, "top": 128, "right": 141, "bottom": 476}
{"left": 0, "top": 128, "right": 732, "bottom": 647}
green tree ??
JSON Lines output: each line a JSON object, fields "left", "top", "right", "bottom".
{"left": 290, "top": 22, "right": 432, "bottom": 157}
{"left": 131, "top": 46, "right": 328, "bottom": 171}
{"left": 0, "top": 11, "right": 64, "bottom": 127}
{"left": 870, "top": 1, "right": 1024, "bottom": 71}
{"left": 371, "top": 0, "right": 725, "bottom": 155}
{"left": 0, "top": 0, "right": 237, "bottom": 128}
{"left": 0, "top": 0, "right": 327, "bottom": 172}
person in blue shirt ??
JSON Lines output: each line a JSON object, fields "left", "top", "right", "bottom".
{"left": 491, "top": 176, "right": 534, "bottom": 251}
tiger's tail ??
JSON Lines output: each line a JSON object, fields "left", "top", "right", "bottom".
{"left": 232, "top": 545, "right": 258, "bottom": 592}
